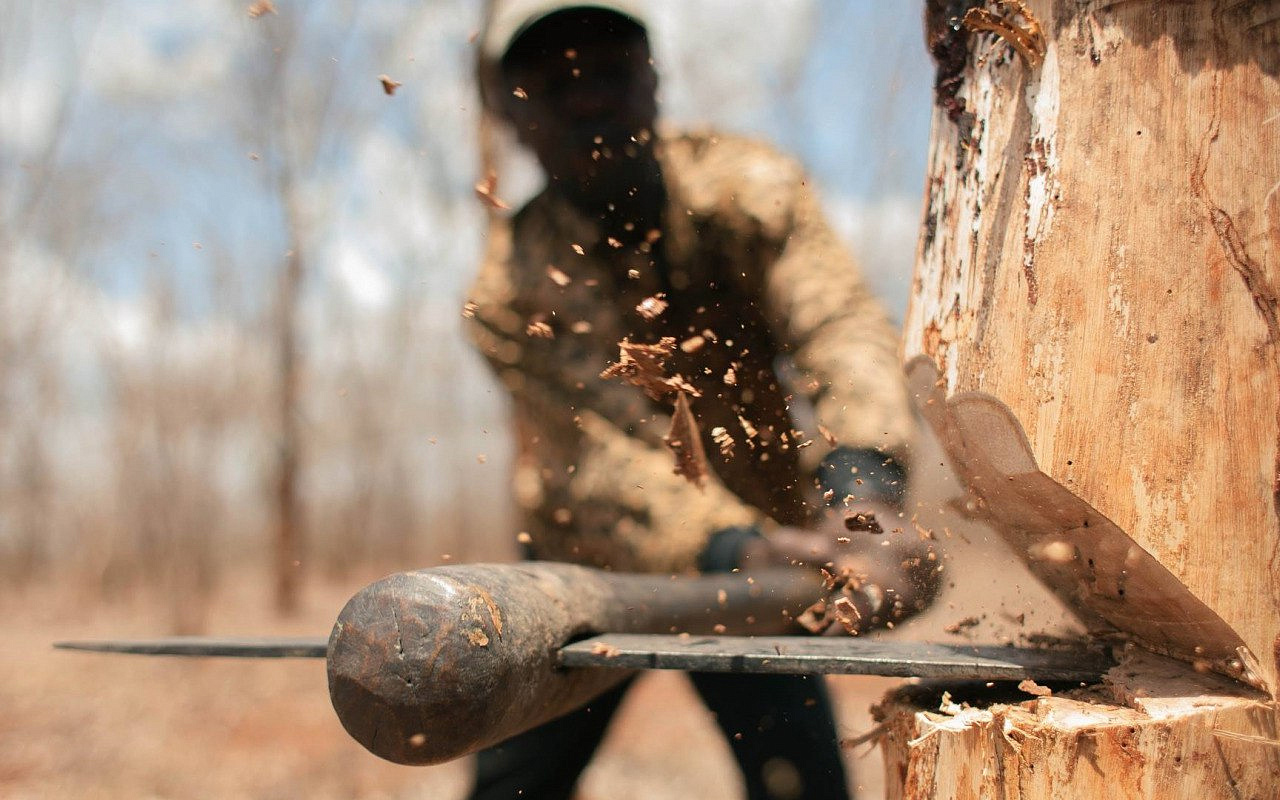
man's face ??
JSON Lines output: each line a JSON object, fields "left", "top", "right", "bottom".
{"left": 501, "top": 25, "right": 658, "bottom": 205}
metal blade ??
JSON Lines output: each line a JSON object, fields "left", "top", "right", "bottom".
{"left": 560, "top": 634, "right": 1113, "bottom": 682}
{"left": 54, "top": 637, "right": 328, "bottom": 658}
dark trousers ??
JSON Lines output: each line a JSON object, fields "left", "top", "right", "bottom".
{"left": 469, "top": 672, "right": 851, "bottom": 800}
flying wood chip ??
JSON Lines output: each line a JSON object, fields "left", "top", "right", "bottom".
{"left": 664, "top": 391, "right": 709, "bottom": 488}
{"left": 600, "top": 337, "right": 700, "bottom": 401}
{"left": 474, "top": 171, "right": 509, "bottom": 210}
{"left": 379, "top": 74, "right": 402, "bottom": 95}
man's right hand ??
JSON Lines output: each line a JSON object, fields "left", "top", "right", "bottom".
{"left": 741, "top": 509, "right": 943, "bottom": 635}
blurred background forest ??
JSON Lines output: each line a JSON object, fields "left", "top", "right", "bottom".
{"left": 3, "top": 2, "right": 1069, "bottom": 797}
{"left": 1, "top": 0, "right": 931, "bottom": 621}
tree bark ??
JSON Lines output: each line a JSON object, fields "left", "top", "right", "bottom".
{"left": 884, "top": 1, "right": 1280, "bottom": 796}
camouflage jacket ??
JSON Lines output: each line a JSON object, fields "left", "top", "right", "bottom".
{"left": 467, "top": 131, "right": 913, "bottom": 573}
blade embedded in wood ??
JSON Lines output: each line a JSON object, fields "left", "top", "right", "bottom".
{"left": 560, "top": 634, "right": 1114, "bottom": 682}
{"left": 54, "top": 637, "right": 329, "bottom": 658}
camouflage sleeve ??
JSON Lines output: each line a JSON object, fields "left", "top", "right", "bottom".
{"left": 767, "top": 183, "right": 916, "bottom": 509}
{"left": 752, "top": 154, "right": 915, "bottom": 467}
{"left": 677, "top": 135, "right": 914, "bottom": 466}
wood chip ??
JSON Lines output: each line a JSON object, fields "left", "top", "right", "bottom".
{"left": 525, "top": 320, "right": 553, "bottom": 338}
{"left": 379, "top": 74, "right": 402, "bottom": 95}
{"left": 832, "top": 596, "right": 862, "bottom": 634}
{"left": 636, "top": 293, "right": 668, "bottom": 320}
{"left": 473, "top": 170, "right": 509, "bottom": 209}
{"left": 1017, "top": 679, "right": 1053, "bottom": 697}
{"left": 546, "top": 265, "right": 571, "bottom": 286}
{"left": 664, "top": 391, "right": 709, "bottom": 488}
{"left": 944, "top": 616, "right": 981, "bottom": 635}
{"left": 679, "top": 335, "right": 706, "bottom": 353}
{"left": 247, "top": 1, "right": 275, "bottom": 17}
{"left": 600, "top": 338, "right": 699, "bottom": 400}
{"left": 465, "top": 629, "right": 490, "bottom": 647}
{"left": 818, "top": 424, "right": 839, "bottom": 447}
{"left": 590, "top": 641, "right": 621, "bottom": 658}
{"left": 844, "top": 511, "right": 884, "bottom": 534}
{"left": 711, "top": 426, "right": 734, "bottom": 457}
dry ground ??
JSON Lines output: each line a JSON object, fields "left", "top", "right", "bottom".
{"left": 2, "top": 507, "right": 1074, "bottom": 798}
{"left": 0, "top": 568, "right": 899, "bottom": 799}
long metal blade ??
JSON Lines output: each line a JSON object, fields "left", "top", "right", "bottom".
{"left": 560, "top": 634, "right": 1113, "bottom": 682}
{"left": 56, "top": 633, "right": 1113, "bottom": 682}
{"left": 54, "top": 637, "right": 328, "bottom": 658}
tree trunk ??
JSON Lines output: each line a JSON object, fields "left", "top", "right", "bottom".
{"left": 883, "top": 1, "right": 1280, "bottom": 796}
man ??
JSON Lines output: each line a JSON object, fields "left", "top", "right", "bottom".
{"left": 466, "top": 3, "right": 939, "bottom": 797}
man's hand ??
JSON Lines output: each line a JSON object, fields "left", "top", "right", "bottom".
{"left": 741, "top": 501, "right": 943, "bottom": 636}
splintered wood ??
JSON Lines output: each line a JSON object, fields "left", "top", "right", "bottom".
{"left": 601, "top": 338, "right": 708, "bottom": 487}
{"left": 878, "top": 651, "right": 1280, "bottom": 799}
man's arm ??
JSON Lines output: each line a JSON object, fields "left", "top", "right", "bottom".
{"left": 695, "top": 139, "right": 939, "bottom": 630}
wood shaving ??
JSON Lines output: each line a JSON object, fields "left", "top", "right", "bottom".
{"left": 473, "top": 170, "right": 509, "bottom": 210}
{"left": 512, "top": 87, "right": 528, "bottom": 99}
{"left": 723, "top": 367, "right": 737, "bottom": 386}
{"left": 465, "top": 629, "right": 490, "bottom": 647}
{"left": 379, "top": 74, "right": 402, "bottom": 95}
{"left": 737, "top": 415, "right": 758, "bottom": 440}
{"left": 636, "top": 293, "right": 668, "bottom": 320}
{"left": 461, "top": 300, "right": 479, "bottom": 319}
{"left": 546, "top": 265, "right": 571, "bottom": 286}
{"left": 818, "top": 424, "right": 839, "bottom": 447}
{"left": 571, "top": 243, "right": 585, "bottom": 255}
{"left": 247, "top": 1, "right": 275, "bottom": 17}
{"left": 606, "top": 236, "right": 623, "bottom": 249}
{"left": 664, "top": 391, "right": 709, "bottom": 488}
{"left": 944, "top": 616, "right": 981, "bottom": 635}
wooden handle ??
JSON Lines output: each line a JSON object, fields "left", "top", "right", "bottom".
{"left": 326, "top": 562, "right": 821, "bottom": 765}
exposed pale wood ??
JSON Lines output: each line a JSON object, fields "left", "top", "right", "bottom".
{"left": 878, "top": 651, "right": 1279, "bottom": 799}
{"left": 904, "top": 0, "right": 1280, "bottom": 691}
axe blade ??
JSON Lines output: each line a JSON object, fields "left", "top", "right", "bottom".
{"left": 561, "top": 634, "right": 1113, "bottom": 683}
